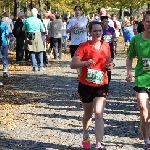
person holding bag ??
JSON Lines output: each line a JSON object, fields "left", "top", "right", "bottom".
{"left": 22, "top": 8, "right": 46, "bottom": 71}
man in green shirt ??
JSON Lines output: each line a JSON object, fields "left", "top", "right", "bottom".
{"left": 126, "top": 11, "right": 150, "bottom": 150}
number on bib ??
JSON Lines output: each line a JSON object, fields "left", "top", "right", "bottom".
{"left": 87, "top": 69, "right": 104, "bottom": 84}
{"left": 142, "top": 58, "right": 150, "bottom": 70}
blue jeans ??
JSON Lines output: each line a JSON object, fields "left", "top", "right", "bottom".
{"left": 62, "top": 36, "right": 67, "bottom": 51}
{"left": 30, "top": 52, "right": 43, "bottom": 69}
{"left": 1, "top": 46, "right": 8, "bottom": 72}
{"left": 53, "top": 38, "right": 62, "bottom": 59}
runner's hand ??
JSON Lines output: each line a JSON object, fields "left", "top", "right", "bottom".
{"left": 106, "top": 58, "right": 113, "bottom": 70}
{"left": 71, "top": 23, "right": 78, "bottom": 30}
{"left": 81, "top": 28, "right": 86, "bottom": 32}
{"left": 126, "top": 74, "right": 132, "bottom": 82}
{"left": 84, "top": 59, "right": 96, "bottom": 67}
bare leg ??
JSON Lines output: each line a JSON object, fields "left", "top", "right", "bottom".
{"left": 82, "top": 102, "right": 93, "bottom": 134}
{"left": 137, "top": 93, "right": 150, "bottom": 139}
{"left": 93, "top": 97, "right": 106, "bottom": 146}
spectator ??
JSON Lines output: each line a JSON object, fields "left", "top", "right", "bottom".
{"left": 62, "top": 17, "right": 68, "bottom": 52}
{"left": 0, "top": 19, "right": 9, "bottom": 77}
{"left": 50, "top": 13, "right": 62, "bottom": 60}
{"left": 2, "top": 12, "right": 14, "bottom": 33}
{"left": 47, "top": 13, "right": 55, "bottom": 57}
{"left": 22, "top": 8, "right": 46, "bottom": 71}
{"left": 13, "top": 11, "right": 25, "bottom": 62}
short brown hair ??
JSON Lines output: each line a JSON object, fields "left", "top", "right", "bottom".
{"left": 88, "top": 21, "right": 102, "bottom": 32}
{"left": 55, "top": 13, "right": 60, "bottom": 19}
{"left": 74, "top": 5, "right": 82, "bottom": 11}
{"left": 143, "top": 11, "right": 150, "bottom": 21}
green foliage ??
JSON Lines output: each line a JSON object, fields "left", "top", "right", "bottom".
{"left": 0, "top": 0, "right": 148, "bottom": 17}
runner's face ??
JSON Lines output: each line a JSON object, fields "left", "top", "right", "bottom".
{"left": 143, "top": 15, "right": 150, "bottom": 33}
{"left": 100, "top": 8, "right": 106, "bottom": 16}
{"left": 112, "top": 15, "right": 116, "bottom": 21}
{"left": 101, "top": 19, "right": 108, "bottom": 27}
{"left": 90, "top": 24, "right": 103, "bottom": 40}
{"left": 75, "top": 7, "right": 81, "bottom": 16}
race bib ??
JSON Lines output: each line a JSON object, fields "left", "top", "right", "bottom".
{"left": 142, "top": 58, "right": 150, "bottom": 70}
{"left": 103, "top": 35, "right": 112, "bottom": 42}
{"left": 74, "top": 29, "right": 83, "bottom": 35}
{"left": 87, "top": 69, "right": 104, "bottom": 84}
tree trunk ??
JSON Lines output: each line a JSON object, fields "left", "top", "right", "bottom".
{"left": 14, "top": 0, "right": 17, "bottom": 17}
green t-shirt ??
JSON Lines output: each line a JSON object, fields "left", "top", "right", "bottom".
{"left": 127, "top": 33, "right": 150, "bottom": 88}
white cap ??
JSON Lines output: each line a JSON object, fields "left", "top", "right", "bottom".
{"left": 18, "top": 11, "right": 24, "bottom": 17}
{"left": 31, "top": 8, "right": 38, "bottom": 16}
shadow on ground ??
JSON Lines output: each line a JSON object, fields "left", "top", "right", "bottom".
{"left": 0, "top": 72, "right": 142, "bottom": 149}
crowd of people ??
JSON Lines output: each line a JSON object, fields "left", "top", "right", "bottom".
{"left": 0, "top": 5, "right": 150, "bottom": 150}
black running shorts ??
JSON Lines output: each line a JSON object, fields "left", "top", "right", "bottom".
{"left": 70, "top": 45, "right": 79, "bottom": 58}
{"left": 78, "top": 82, "right": 108, "bottom": 103}
{"left": 134, "top": 86, "right": 150, "bottom": 93}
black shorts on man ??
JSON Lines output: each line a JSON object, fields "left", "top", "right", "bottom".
{"left": 134, "top": 86, "right": 150, "bottom": 93}
{"left": 70, "top": 45, "right": 80, "bottom": 58}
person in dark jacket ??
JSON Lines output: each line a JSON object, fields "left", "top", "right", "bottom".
{"left": 13, "top": 11, "right": 25, "bottom": 62}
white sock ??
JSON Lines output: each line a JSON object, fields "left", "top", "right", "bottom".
{"left": 95, "top": 144, "right": 102, "bottom": 148}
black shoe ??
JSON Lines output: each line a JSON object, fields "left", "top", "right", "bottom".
{"left": 3, "top": 72, "right": 8, "bottom": 77}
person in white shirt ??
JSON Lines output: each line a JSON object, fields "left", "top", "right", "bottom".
{"left": 2, "top": 12, "right": 13, "bottom": 33}
{"left": 97, "top": 7, "right": 114, "bottom": 28}
{"left": 66, "top": 5, "right": 88, "bottom": 79}
{"left": 111, "top": 14, "right": 121, "bottom": 54}
{"left": 66, "top": 5, "right": 88, "bottom": 58}
{"left": 62, "top": 17, "right": 68, "bottom": 52}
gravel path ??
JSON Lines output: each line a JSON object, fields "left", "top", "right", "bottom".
{"left": 0, "top": 40, "right": 143, "bottom": 150}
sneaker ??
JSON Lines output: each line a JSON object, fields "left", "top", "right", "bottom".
{"left": 39, "top": 67, "right": 46, "bottom": 71}
{"left": 95, "top": 147, "right": 103, "bottom": 150}
{"left": 46, "top": 63, "right": 51, "bottom": 67}
{"left": 82, "top": 137, "right": 91, "bottom": 149}
{"left": 32, "top": 67, "right": 38, "bottom": 72}
{"left": 3, "top": 72, "right": 8, "bottom": 77}
{"left": 145, "top": 144, "right": 150, "bottom": 150}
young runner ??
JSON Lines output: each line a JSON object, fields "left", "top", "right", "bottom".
{"left": 70, "top": 21, "right": 114, "bottom": 150}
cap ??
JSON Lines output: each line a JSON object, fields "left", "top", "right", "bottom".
{"left": 49, "top": 13, "right": 55, "bottom": 18}
{"left": 18, "top": 11, "right": 24, "bottom": 17}
{"left": 101, "top": 16, "right": 108, "bottom": 21}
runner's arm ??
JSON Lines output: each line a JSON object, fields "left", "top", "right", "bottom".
{"left": 126, "top": 57, "right": 133, "bottom": 76}
{"left": 112, "top": 32, "right": 117, "bottom": 42}
{"left": 66, "top": 26, "right": 74, "bottom": 33}
{"left": 70, "top": 55, "right": 95, "bottom": 69}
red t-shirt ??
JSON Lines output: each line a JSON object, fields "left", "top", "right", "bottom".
{"left": 75, "top": 40, "right": 111, "bottom": 87}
